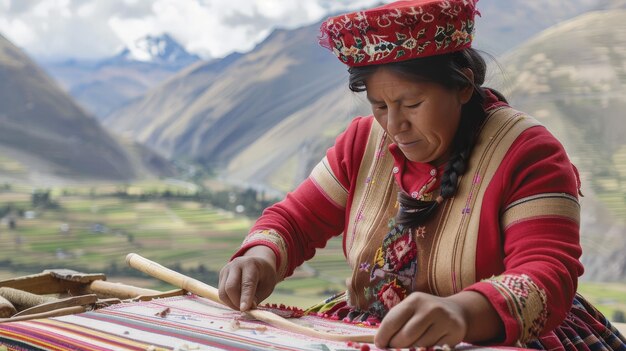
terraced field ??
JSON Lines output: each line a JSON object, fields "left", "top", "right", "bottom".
{"left": 0, "top": 181, "right": 347, "bottom": 307}
{"left": 0, "top": 181, "right": 624, "bottom": 317}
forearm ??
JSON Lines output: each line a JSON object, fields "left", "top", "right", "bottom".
{"left": 448, "top": 291, "right": 504, "bottom": 343}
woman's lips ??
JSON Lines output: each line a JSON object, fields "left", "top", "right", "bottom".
{"left": 396, "top": 139, "right": 421, "bottom": 148}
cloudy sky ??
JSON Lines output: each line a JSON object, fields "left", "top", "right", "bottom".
{"left": 0, "top": 0, "right": 396, "bottom": 61}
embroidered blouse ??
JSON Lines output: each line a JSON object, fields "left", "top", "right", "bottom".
{"left": 232, "top": 93, "right": 583, "bottom": 345}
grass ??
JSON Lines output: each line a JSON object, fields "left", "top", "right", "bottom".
{"left": 578, "top": 282, "right": 626, "bottom": 320}
{"left": 0, "top": 155, "right": 26, "bottom": 176}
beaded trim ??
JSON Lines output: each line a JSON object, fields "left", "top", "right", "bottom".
{"left": 485, "top": 274, "right": 548, "bottom": 342}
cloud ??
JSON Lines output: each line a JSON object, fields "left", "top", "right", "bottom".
{"left": 0, "top": 0, "right": 393, "bottom": 61}
{"left": 2, "top": 0, "right": 39, "bottom": 15}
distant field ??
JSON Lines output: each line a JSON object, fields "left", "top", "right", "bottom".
{"left": 0, "top": 181, "right": 347, "bottom": 307}
{"left": 578, "top": 281, "right": 626, "bottom": 322}
{"left": 1, "top": 192, "right": 249, "bottom": 273}
{"left": 0, "top": 181, "right": 624, "bottom": 320}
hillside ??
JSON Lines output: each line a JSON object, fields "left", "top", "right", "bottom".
{"left": 41, "top": 34, "right": 200, "bottom": 118}
{"left": 0, "top": 33, "right": 174, "bottom": 183}
{"left": 493, "top": 10, "right": 626, "bottom": 281}
{"left": 104, "top": 23, "right": 370, "bottom": 193}
{"left": 473, "top": 0, "right": 600, "bottom": 54}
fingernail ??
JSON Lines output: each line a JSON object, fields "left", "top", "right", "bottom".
{"left": 240, "top": 302, "right": 248, "bottom": 311}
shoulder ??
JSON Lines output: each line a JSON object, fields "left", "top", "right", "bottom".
{"left": 320, "top": 116, "right": 376, "bottom": 189}
{"left": 493, "top": 121, "right": 580, "bottom": 204}
{"left": 331, "top": 115, "right": 375, "bottom": 161}
{"left": 341, "top": 116, "right": 375, "bottom": 141}
{"left": 505, "top": 124, "right": 572, "bottom": 173}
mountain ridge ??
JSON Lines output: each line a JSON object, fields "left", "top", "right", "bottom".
{"left": 41, "top": 33, "right": 200, "bottom": 118}
{"left": 105, "top": 33, "right": 201, "bottom": 67}
{"left": 0, "top": 33, "right": 175, "bottom": 183}
{"left": 104, "top": 21, "right": 370, "bottom": 194}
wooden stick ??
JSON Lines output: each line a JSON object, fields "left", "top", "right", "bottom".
{"left": 87, "top": 280, "right": 162, "bottom": 299}
{"left": 0, "top": 306, "right": 86, "bottom": 323}
{"left": 126, "top": 253, "right": 375, "bottom": 343}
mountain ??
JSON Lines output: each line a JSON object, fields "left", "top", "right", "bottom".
{"left": 40, "top": 34, "right": 200, "bottom": 118}
{"left": 596, "top": 0, "right": 626, "bottom": 10}
{"left": 0, "top": 32, "right": 174, "bottom": 183}
{"left": 0, "top": 33, "right": 139, "bottom": 182}
{"left": 492, "top": 10, "right": 626, "bottom": 281}
{"left": 104, "top": 23, "right": 370, "bottom": 193}
{"left": 105, "top": 33, "right": 200, "bottom": 67}
{"left": 473, "top": 0, "right": 625, "bottom": 55}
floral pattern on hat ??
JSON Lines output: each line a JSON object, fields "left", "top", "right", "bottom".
{"left": 319, "top": 0, "right": 479, "bottom": 67}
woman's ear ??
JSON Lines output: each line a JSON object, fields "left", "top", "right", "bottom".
{"left": 459, "top": 68, "right": 475, "bottom": 104}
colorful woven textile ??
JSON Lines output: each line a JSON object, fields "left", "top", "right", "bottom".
{"left": 0, "top": 294, "right": 382, "bottom": 351}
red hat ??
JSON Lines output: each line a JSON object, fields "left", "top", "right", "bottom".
{"left": 319, "top": 0, "right": 479, "bottom": 67}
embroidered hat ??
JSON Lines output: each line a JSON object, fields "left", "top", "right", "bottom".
{"left": 318, "top": 0, "right": 479, "bottom": 67}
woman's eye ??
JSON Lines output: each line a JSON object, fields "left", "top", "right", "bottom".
{"left": 405, "top": 102, "right": 422, "bottom": 108}
{"left": 375, "top": 105, "right": 387, "bottom": 110}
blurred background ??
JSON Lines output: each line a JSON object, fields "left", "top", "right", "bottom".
{"left": 0, "top": 0, "right": 625, "bottom": 322}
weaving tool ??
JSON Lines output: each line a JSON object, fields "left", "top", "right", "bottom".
{"left": 126, "top": 253, "right": 376, "bottom": 343}
{"left": 0, "top": 269, "right": 164, "bottom": 298}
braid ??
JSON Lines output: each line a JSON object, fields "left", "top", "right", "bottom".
{"left": 395, "top": 192, "right": 440, "bottom": 228}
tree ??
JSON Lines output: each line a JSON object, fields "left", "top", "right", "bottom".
{"left": 613, "top": 310, "right": 626, "bottom": 323}
{"left": 31, "top": 189, "right": 58, "bottom": 208}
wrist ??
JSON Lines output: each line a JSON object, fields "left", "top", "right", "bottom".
{"left": 447, "top": 291, "right": 504, "bottom": 343}
{"left": 243, "top": 245, "right": 278, "bottom": 272}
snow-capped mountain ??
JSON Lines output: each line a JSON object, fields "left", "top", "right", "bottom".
{"left": 41, "top": 33, "right": 202, "bottom": 118}
{"left": 110, "top": 33, "right": 200, "bottom": 68}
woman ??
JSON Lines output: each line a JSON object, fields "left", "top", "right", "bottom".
{"left": 218, "top": 0, "right": 626, "bottom": 349}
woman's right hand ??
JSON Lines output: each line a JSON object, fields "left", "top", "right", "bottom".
{"left": 218, "top": 245, "right": 279, "bottom": 312}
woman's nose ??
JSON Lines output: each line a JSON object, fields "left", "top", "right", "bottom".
{"left": 387, "top": 108, "right": 409, "bottom": 134}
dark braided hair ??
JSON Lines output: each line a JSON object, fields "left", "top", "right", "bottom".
{"left": 348, "top": 48, "right": 504, "bottom": 229}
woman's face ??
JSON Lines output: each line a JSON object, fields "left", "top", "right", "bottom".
{"left": 365, "top": 67, "right": 472, "bottom": 165}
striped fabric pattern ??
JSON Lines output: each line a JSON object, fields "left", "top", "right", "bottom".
{"left": 524, "top": 294, "right": 626, "bottom": 351}
{"left": 501, "top": 193, "right": 580, "bottom": 230}
{"left": 0, "top": 295, "right": 378, "bottom": 351}
{"left": 310, "top": 156, "right": 348, "bottom": 209}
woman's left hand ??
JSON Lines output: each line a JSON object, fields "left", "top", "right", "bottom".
{"left": 374, "top": 292, "right": 468, "bottom": 349}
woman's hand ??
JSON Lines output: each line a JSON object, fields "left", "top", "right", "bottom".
{"left": 375, "top": 292, "right": 468, "bottom": 349}
{"left": 375, "top": 291, "right": 503, "bottom": 349}
{"left": 218, "top": 246, "right": 279, "bottom": 312}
